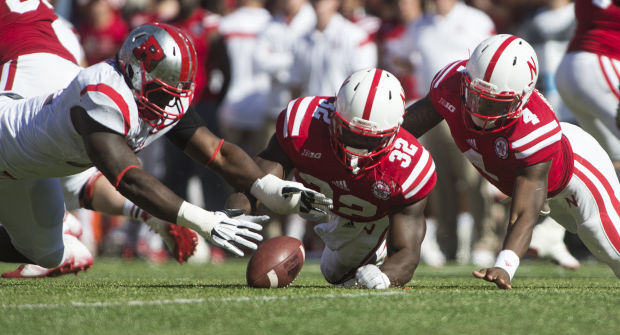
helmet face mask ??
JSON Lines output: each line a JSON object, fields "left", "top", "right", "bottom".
{"left": 330, "top": 113, "right": 398, "bottom": 174}
{"left": 462, "top": 75, "right": 522, "bottom": 132}
{"left": 329, "top": 68, "right": 405, "bottom": 174}
{"left": 461, "top": 34, "right": 538, "bottom": 133}
{"left": 118, "top": 23, "right": 197, "bottom": 132}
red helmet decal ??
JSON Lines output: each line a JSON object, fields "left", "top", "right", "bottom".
{"left": 527, "top": 56, "right": 538, "bottom": 81}
{"left": 362, "top": 69, "right": 383, "bottom": 120}
{"left": 133, "top": 35, "right": 164, "bottom": 72}
{"left": 483, "top": 35, "right": 518, "bottom": 82}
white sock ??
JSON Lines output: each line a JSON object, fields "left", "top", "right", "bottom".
{"left": 122, "top": 199, "right": 144, "bottom": 221}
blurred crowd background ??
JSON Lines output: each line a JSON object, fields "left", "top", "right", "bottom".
{"left": 54, "top": 0, "right": 587, "bottom": 267}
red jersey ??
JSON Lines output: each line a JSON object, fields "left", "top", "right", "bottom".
{"left": 0, "top": 0, "right": 77, "bottom": 64}
{"left": 567, "top": 0, "right": 620, "bottom": 59}
{"left": 276, "top": 96, "right": 436, "bottom": 223}
{"left": 428, "top": 60, "right": 574, "bottom": 197}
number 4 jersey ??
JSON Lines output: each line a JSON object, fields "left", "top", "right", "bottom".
{"left": 428, "top": 60, "right": 574, "bottom": 197}
{"left": 275, "top": 96, "right": 436, "bottom": 223}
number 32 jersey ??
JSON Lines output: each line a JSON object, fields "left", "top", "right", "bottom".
{"left": 276, "top": 96, "right": 436, "bottom": 223}
{"left": 428, "top": 60, "right": 574, "bottom": 197}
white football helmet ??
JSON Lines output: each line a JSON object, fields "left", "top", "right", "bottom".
{"left": 331, "top": 68, "right": 406, "bottom": 174}
{"left": 118, "top": 23, "right": 197, "bottom": 131}
{"left": 462, "top": 34, "right": 539, "bottom": 132}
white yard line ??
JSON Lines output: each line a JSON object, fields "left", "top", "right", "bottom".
{"left": 2, "top": 291, "right": 405, "bottom": 310}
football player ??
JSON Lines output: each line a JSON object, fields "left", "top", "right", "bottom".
{"left": 0, "top": 0, "right": 197, "bottom": 275}
{"left": 0, "top": 23, "right": 331, "bottom": 277}
{"left": 229, "top": 68, "right": 437, "bottom": 288}
{"left": 402, "top": 34, "right": 620, "bottom": 289}
{"left": 556, "top": 0, "right": 620, "bottom": 173}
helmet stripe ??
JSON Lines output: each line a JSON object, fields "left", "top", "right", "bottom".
{"left": 362, "top": 69, "right": 383, "bottom": 120}
{"left": 159, "top": 24, "right": 191, "bottom": 82}
{"left": 483, "top": 35, "right": 518, "bottom": 82}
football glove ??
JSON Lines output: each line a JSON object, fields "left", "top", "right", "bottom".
{"left": 176, "top": 202, "right": 266, "bottom": 256}
{"left": 250, "top": 174, "right": 333, "bottom": 220}
{"left": 355, "top": 264, "right": 390, "bottom": 289}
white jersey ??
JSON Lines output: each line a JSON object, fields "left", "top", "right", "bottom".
{"left": 218, "top": 6, "right": 272, "bottom": 129}
{"left": 394, "top": 2, "right": 495, "bottom": 96}
{"left": 0, "top": 61, "right": 179, "bottom": 180}
{"left": 254, "top": 2, "right": 316, "bottom": 117}
{"left": 289, "top": 13, "right": 377, "bottom": 96}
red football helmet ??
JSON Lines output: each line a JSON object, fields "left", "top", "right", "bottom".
{"left": 118, "top": 23, "right": 197, "bottom": 131}
{"left": 330, "top": 68, "right": 406, "bottom": 174}
{"left": 462, "top": 34, "right": 539, "bottom": 132}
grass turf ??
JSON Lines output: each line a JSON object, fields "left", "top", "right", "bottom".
{"left": 0, "top": 258, "right": 618, "bottom": 335}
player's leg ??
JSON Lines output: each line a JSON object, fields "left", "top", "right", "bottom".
{"left": 556, "top": 52, "right": 620, "bottom": 170}
{"left": 552, "top": 123, "right": 620, "bottom": 278}
{"left": 314, "top": 217, "right": 390, "bottom": 285}
{"left": 0, "top": 178, "right": 93, "bottom": 278}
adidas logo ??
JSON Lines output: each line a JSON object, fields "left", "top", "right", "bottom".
{"left": 466, "top": 138, "right": 477, "bottom": 150}
{"left": 343, "top": 221, "right": 355, "bottom": 228}
{"left": 332, "top": 180, "right": 350, "bottom": 191}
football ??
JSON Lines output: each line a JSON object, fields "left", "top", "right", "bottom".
{"left": 246, "top": 236, "right": 305, "bottom": 288}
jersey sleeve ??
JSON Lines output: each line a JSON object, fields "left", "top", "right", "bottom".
{"left": 510, "top": 92, "right": 564, "bottom": 167}
{"left": 428, "top": 60, "right": 467, "bottom": 118}
{"left": 80, "top": 83, "right": 133, "bottom": 136}
{"left": 275, "top": 96, "right": 325, "bottom": 154}
{"left": 399, "top": 141, "right": 437, "bottom": 203}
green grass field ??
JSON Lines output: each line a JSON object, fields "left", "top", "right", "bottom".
{"left": 1, "top": 258, "right": 618, "bottom": 335}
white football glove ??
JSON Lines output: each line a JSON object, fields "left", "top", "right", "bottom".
{"left": 355, "top": 264, "right": 391, "bottom": 289}
{"left": 176, "top": 201, "right": 266, "bottom": 256}
{"left": 250, "top": 174, "right": 333, "bottom": 220}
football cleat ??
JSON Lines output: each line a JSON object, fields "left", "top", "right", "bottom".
{"left": 2, "top": 234, "right": 93, "bottom": 278}
{"left": 62, "top": 211, "right": 83, "bottom": 238}
{"left": 420, "top": 219, "right": 446, "bottom": 268}
{"left": 141, "top": 213, "right": 198, "bottom": 264}
{"left": 529, "top": 217, "right": 580, "bottom": 270}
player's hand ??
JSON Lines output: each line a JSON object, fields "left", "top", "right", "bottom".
{"left": 355, "top": 264, "right": 391, "bottom": 289}
{"left": 473, "top": 267, "right": 512, "bottom": 290}
{"left": 250, "top": 174, "right": 333, "bottom": 220}
{"left": 176, "top": 202, "right": 266, "bottom": 256}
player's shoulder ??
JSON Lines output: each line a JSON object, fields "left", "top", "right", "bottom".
{"left": 74, "top": 61, "right": 138, "bottom": 135}
{"left": 508, "top": 91, "right": 563, "bottom": 159}
{"left": 382, "top": 129, "right": 436, "bottom": 201}
{"left": 278, "top": 96, "right": 334, "bottom": 139}
{"left": 430, "top": 60, "right": 467, "bottom": 90}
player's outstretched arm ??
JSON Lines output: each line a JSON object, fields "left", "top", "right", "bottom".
{"left": 225, "top": 134, "right": 332, "bottom": 219}
{"left": 402, "top": 95, "right": 444, "bottom": 138}
{"left": 473, "top": 161, "right": 551, "bottom": 289}
{"left": 73, "top": 109, "right": 264, "bottom": 256}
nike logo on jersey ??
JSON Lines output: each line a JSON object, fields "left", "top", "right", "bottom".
{"left": 302, "top": 149, "right": 322, "bottom": 159}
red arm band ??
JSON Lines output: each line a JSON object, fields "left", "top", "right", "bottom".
{"left": 114, "top": 165, "right": 140, "bottom": 188}
{"left": 206, "top": 139, "right": 224, "bottom": 167}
